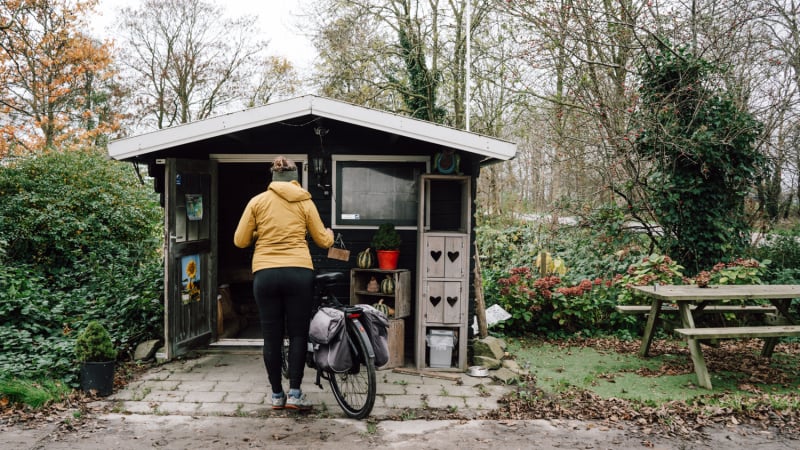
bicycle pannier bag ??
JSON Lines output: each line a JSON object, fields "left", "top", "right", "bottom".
{"left": 313, "top": 332, "right": 352, "bottom": 373}
{"left": 309, "top": 307, "right": 344, "bottom": 344}
{"left": 355, "top": 304, "right": 389, "bottom": 367}
{"left": 309, "top": 307, "right": 352, "bottom": 372}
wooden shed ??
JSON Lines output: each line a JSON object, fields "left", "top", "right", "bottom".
{"left": 108, "top": 95, "right": 516, "bottom": 370}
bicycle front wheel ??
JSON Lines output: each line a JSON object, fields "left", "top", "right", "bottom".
{"left": 328, "top": 318, "right": 376, "bottom": 419}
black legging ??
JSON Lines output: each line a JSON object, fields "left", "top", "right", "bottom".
{"left": 252, "top": 267, "right": 313, "bottom": 394}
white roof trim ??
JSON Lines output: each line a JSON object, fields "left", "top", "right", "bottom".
{"left": 107, "top": 95, "right": 516, "bottom": 161}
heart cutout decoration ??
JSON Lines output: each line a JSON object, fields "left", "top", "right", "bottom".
{"left": 447, "top": 296, "right": 458, "bottom": 306}
{"left": 447, "top": 251, "right": 459, "bottom": 262}
{"left": 430, "top": 250, "right": 442, "bottom": 262}
{"left": 429, "top": 296, "right": 442, "bottom": 307}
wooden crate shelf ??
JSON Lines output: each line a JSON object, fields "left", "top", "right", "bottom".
{"left": 350, "top": 268, "right": 411, "bottom": 319}
{"left": 378, "top": 318, "right": 405, "bottom": 370}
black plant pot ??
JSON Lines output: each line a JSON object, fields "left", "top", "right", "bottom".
{"left": 80, "top": 361, "right": 115, "bottom": 396}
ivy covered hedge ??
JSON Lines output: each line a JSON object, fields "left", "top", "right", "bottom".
{"left": 0, "top": 150, "right": 164, "bottom": 385}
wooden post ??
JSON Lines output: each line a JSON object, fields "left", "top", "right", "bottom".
{"left": 539, "top": 250, "right": 548, "bottom": 277}
{"left": 473, "top": 243, "right": 488, "bottom": 338}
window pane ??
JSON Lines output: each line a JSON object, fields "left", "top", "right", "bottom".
{"left": 336, "top": 161, "right": 425, "bottom": 226}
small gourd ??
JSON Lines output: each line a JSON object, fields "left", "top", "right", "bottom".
{"left": 380, "top": 275, "right": 395, "bottom": 295}
{"left": 366, "top": 276, "right": 379, "bottom": 293}
{"left": 373, "top": 299, "right": 395, "bottom": 318}
{"left": 357, "top": 248, "right": 373, "bottom": 269}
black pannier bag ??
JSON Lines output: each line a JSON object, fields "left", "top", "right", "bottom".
{"left": 354, "top": 304, "right": 389, "bottom": 367}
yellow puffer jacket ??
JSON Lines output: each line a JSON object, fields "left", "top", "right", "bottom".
{"left": 233, "top": 180, "right": 333, "bottom": 272}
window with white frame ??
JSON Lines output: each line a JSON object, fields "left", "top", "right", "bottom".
{"left": 332, "top": 155, "right": 429, "bottom": 228}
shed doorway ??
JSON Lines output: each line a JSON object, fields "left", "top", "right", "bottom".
{"left": 212, "top": 155, "right": 308, "bottom": 347}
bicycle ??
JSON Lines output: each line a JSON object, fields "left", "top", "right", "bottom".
{"left": 282, "top": 271, "right": 377, "bottom": 419}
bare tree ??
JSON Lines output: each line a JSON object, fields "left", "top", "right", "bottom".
{"left": 497, "top": 0, "right": 647, "bottom": 213}
{"left": 306, "top": 0, "right": 493, "bottom": 124}
{"left": 116, "top": 0, "right": 264, "bottom": 130}
{"left": 759, "top": 0, "right": 800, "bottom": 219}
{"left": 248, "top": 56, "right": 302, "bottom": 107}
{"left": 307, "top": 0, "right": 401, "bottom": 108}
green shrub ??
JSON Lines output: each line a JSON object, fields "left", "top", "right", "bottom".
{"left": 705, "top": 258, "right": 769, "bottom": 285}
{"left": 477, "top": 213, "right": 648, "bottom": 337}
{"left": 75, "top": 321, "right": 117, "bottom": 362}
{"left": 477, "top": 206, "right": 786, "bottom": 339}
{"left": 371, "top": 223, "right": 401, "bottom": 250}
{"left": 751, "top": 230, "right": 800, "bottom": 284}
{"left": 614, "top": 253, "right": 686, "bottom": 305}
{"left": 0, "top": 149, "right": 161, "bottom": 282}
{"left": 0, "top": 149, "right": 163, "bottom": 385}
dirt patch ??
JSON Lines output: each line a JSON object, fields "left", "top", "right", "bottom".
{"left": 3, "top": 339, "right": 800, "bottom": 448}
{"left": 3, "top": 411, "right": 797, "bottom": 449}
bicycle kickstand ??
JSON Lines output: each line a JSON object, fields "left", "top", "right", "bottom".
{"left": 314, "top": 370, "right": 324, "bottom": 390}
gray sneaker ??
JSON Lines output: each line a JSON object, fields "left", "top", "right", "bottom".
{"left": 271, "top": 393, "right": 286, "bottom": 410}
{"left": 286, "top": 393, "right": 313, "bottom": 411}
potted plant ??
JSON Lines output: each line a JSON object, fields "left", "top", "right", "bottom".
{"left": 371, "top": 223, "right": 401, "bottom": 269}
{"left": 75, "top": 321, "right": 117, "bottom": 396}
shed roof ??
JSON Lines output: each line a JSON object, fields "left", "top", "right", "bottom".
{"left": 107, "top": 95, "right": 516, "bottom": 162}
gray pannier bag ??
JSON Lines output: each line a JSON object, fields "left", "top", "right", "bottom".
{"left": 354, "top": 304, "right": 389, "bottom": 367}
{"left": 309, "top": 307, "right": 352, "bottom": 373}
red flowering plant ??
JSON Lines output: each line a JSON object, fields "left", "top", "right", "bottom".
{"left": 549, "top": 278, "right": 612, "bottom": 334}
{"left": 496, "top": 266, "right": 614, "bottom": 335}
{"left": 495, "top": 267, "right": 561, "bottom": 333}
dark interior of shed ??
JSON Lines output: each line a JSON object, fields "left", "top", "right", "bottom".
{"left": 217, "top": 162, "right": 271, "bottom": 339}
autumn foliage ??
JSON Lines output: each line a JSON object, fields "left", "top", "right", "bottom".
{"left": 0, "top": 0, "right": 120, "bottom": 156}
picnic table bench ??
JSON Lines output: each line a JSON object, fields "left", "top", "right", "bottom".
{"left": 615, "top": 304, "right": 778, "bottom": 315}
{"left": 629, "top": 284, "right": 800, "bottom": 389}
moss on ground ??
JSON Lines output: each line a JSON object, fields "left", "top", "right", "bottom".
{"left": 507, "top": 338, "right": 800, "bottom": 404}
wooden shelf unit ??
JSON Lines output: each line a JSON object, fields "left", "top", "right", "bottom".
{"left": 350, "top": 268, "right": 411, "bottom": 319}
{"left": 350, "top": 268, "right": 411, "bottom": 370}
{"left": 415, "top": 174, "right": 471, "bottom": 371}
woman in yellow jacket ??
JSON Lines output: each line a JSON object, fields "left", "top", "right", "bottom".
{"left": 234, "top": 156, "right": 334, "bottom": 410}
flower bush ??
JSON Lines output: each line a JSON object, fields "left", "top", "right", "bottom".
{"left": 614, "top": 253, "right": 686, "bottom": 305}
{"left": 706, "top": 258, "right": 768, "bottom": 285}
{"left": 494, "top": 267, "right": 625, "bottom": 336}
{"left": 478, "top": 209, "right": 787, "bottom": 339}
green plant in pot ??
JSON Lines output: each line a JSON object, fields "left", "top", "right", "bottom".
{"left": 371, "top": 223, "right": 401, "bottom": 269}
{"left": 75, "top": 321, "right": 117, "bottom": 396}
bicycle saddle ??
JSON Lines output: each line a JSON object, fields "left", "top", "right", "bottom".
{"left": 316, "top": 271, "right": 345, "bottom": 285}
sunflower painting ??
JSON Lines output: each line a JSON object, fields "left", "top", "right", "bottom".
{"left": 181, "top": 254, "right": 201, "bottom": 304}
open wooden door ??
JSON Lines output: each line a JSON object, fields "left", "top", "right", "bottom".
{"left": 163, "top": 158, "right": 218, "bottom": 359}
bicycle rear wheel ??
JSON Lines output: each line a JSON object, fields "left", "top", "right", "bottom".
{"left": 327, "top": 318, "right": 376, "bottom": 419}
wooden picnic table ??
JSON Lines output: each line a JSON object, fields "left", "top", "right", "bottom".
{"left": 630, "top": 284, "right": 800, "bottom": 389}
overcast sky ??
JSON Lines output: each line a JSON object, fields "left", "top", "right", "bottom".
{"left": 90, "top": 0, "right": 316, "bottom": 71}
